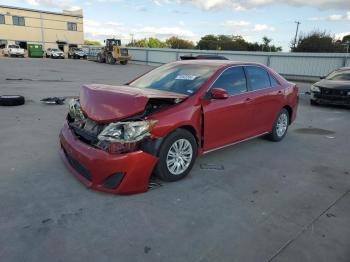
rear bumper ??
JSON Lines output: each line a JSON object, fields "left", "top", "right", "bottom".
{"left": 59, "top": 123, "right": 159, "bottom": 195}
{"left": 311, "top": 92, "right": 350, "bottom": 106}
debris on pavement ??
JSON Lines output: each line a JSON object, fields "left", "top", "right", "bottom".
{"left": 200, "top": 163, "right": 225, "bottom": 170}
{"left": 40, "top": 97, "right": 66, "bottom": 105}
{"left": 40, "top": 96, "right": 78, "bottom": 105}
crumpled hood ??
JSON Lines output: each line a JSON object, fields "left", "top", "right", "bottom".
{"left": 315, "top": 79, "right": 350, "bottom": 90}
{"left": 80, "top": 84, "right": 187, "bottom": 123}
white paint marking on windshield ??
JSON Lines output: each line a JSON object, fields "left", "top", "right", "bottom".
{"left": 175, "top": 75, "right": 197, "bottom": 80}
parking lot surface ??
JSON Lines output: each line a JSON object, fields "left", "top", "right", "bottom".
{"left": 0, "top": 58, "right": 349, "bottom": 262}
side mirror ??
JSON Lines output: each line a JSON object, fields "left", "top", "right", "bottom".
{"left": 210, "top": 88, "right": 229, "bottom": 99}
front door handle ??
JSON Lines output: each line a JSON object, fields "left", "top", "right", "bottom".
{"left": 245, "top": 97, "right": 252, "bottom": 103}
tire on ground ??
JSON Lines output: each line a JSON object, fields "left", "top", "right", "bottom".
{"left": 0, "top": 95, "right": 25, "bottom": 106}
{"left": 310, "top": 99, "right": 319, "bottom": 106}
{"left": 267, "top": 108, "right": 289, "bottom": 142}
{"left": 154, "top": 128, "right": 197, "bottom": 182}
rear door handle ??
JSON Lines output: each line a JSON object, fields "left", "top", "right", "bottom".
{"left": 245, "top": 97, "right": 253, "bottom": 103}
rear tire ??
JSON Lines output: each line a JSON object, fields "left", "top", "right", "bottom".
{"left": 154, "top": 129, "right": 197, "bottom": 182}
{"left": 267, "top": 108, "right": 289, "bottom": 142}
{"left": 120, "top": 60, "right": 128, "bottom": 65}
{"left": 0, "top": 95, "right": 25, "bottom": 106}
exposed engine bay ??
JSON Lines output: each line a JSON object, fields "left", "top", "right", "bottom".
{"left": 67, "top": 97, "right": 182, "bottom": 154}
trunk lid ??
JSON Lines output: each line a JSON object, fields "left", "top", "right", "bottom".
{"left": 80, "top": 84, "right": 187, "bottom": 123}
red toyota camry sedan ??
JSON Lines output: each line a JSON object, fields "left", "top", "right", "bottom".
{"left": 60, "top": 60, "right": 298, "bottom": 194}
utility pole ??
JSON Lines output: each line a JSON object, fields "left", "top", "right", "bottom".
{"left": 293, "top": 21, "right": 301, "bottom": 50}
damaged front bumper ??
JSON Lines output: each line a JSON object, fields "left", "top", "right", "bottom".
{"left": 59, "top": 123, "right": 159, "bottom": 195}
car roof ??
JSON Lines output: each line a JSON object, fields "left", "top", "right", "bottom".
{"left": 171, "top": 59, "right": 266, "bottom": 69}
{"left": 335, "top": 67, "right": 350, "bottom": 71}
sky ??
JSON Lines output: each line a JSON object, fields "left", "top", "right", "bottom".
{"left": 2, "top": 0, "right": 350, "bottom": 51}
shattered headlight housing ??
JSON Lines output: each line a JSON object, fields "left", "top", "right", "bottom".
{"left": 98, "top": 120, "right": 157, "bottom": 143}
{"left": 68, "top": 98, "right": 85, "bottom": 120}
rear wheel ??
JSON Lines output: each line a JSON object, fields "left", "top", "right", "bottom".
{"left": 154, "top": 129, "right": 197, "bottom": 182}
{"left": 120, "top": 60, "right": 128, "bottom": 65}
{"left": 267, "top": 108, "right": 289, "bottom": 142}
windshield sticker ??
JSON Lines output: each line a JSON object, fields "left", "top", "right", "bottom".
{"left": 176, "top": 75, "right": 197, "bottom": 81}
{"left": 187, "top": 90, "right": 194, "bottom": 94}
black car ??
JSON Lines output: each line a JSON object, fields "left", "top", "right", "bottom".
{"left": 310, "top": 67, "right": 350, "bottom": 106}
{"left": 180, "top": 54, "right": 228, "bottom": 60}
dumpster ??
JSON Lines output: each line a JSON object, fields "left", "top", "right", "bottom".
{"left": 28, "top": 44, "right": 44, "bottom": 58}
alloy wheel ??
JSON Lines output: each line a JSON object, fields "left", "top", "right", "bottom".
{"left": 166, "top": 139, "right": 193, "bottom": 175}
{"left": 276, "top": 113, "right": 288, "bottom": 137}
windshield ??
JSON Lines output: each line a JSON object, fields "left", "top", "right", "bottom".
{"left": 52, "top": 49, "right": 60, "bottom": 52}
{"left": 129, "top": 63, "right": 217, "bottom": 95}
{"left": 9, "top": 45, "right": 19, "bottom": 48}
{"left": 326, "top": 69, "right": 350, "bottom": 81}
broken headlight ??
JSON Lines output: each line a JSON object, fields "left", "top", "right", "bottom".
{"left": 98, "top": 120, "right": 157, "bottom": 143}
{"left": 310, "top": 85, "right": 320, "bottom": 92}
{"left": 68, "top": 98, "right": 85, "bottom": 120}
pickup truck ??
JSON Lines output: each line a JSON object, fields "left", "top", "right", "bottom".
{"left": 2, "top": 44, "right": 25, "bottom": 57}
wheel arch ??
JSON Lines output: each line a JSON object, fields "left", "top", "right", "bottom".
{"left": 141, "top": 125, "right": 199, "bottom": 157}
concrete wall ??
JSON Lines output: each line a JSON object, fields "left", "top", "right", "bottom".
{"left": 0, "top": 5, "right": 84, "bottom": 51}
{"left": 128, "top": 47, "right": 350, "bottom": 79}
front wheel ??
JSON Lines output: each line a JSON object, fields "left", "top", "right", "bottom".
{"left": 310, "top": 99, "right": 319, "bottom": 106}
{"left": 267, "top": 108, "right": 289, "bottom": 142}
{"left": 106, "top": 54, "right": 115, "bottom": 64}
{"left": 154, "top": 129, "right": 197, "bottom": 182}
{"left": 97, "top": 53, "right": 104, "bottom": 63}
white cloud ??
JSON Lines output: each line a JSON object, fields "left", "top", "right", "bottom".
{"left": 253, "top": 24, "right": 275, "bottom": 32}
{"left": 223, "top": 20, "right": 275, "bottom": 33}
{"left": 25, "top": 0, "right": 80, "bottom": 10}
{"left": 335, "top": 32, "right": 350, "bottom": 40}
{"left": 158, "top": 0, "right": 350, "bottom": 10}
{"left": 84, "top": 19, "right": 196, "bottom": 43}
{"left": 309, "top": 11, "right": 350, "bottom": 21}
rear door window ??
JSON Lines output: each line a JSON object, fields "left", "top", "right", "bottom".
{"left": 269, "top": 74, "right": 280, "bottom": 87}
{"left": 245, "top": 66, "right": 271, "bottom": 91}
{"left": 212, "top": 67, "right": 248, "bottom": 96}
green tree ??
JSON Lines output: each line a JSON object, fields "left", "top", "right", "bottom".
{"left": 148, "top": 37, "right": 167, "bottom": 48}
{"left": 84, "top": 39, "right": 101, "bottom": 46}
{"left": 218, "top": 35, "right": 249, "bottom": 51}
{"left": 127, "top": 37, "right": 167, "bottom": 48}
{"left": 196, "top": 35, "right": 219, "bottom": 50}
{"left": 342, "top": 35, "right": 350, "bottom": 44}
{"left": 292, "top": 31, "right": 344, "bottom": 52}
{"left": 166, "top": 36, "right": 195, "bottom": 49}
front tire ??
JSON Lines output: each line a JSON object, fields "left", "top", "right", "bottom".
{"left": 97, "top": 53, "right": 104, "bottom": 63}
{"left": 106, "top": 54, "right": 115, "bottom": 64}
{"left": 154, "top": 129, "right": 197, "bottom": 182}
{"left": 267, "top": 108, "right": 289, "bottom": 142}
{"left": 310, "top": 99, "right": 319, "bottom": 106}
